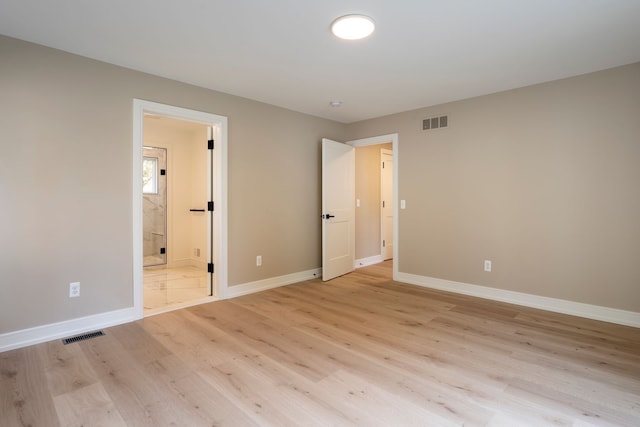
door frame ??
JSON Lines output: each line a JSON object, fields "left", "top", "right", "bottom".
{"left": 133, "top": 99, "right": 228, "bottom": 318}
{"left": 348, "top": 133, "right": 398, "bottom": 280}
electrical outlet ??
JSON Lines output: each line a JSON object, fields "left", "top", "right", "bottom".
{"left": 256, "top": 255, "right": 262, "bottom": 267}
{"left": 484, "top": 260, "right": 492, "bottom": 272}
{"left": 69, "top": 282, "right": 80, "bottom": 298}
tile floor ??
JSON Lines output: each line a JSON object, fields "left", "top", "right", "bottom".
{"left": 143, "top": 265, "right": 209, "bottom": 312}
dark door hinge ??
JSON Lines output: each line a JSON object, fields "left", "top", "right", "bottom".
{"left": 208, "top": 201, "right": 214, "bottom": 211}
{"left": 208, "top": 139, "right": 214, "bottom": 150}
{"left": 208, "top": 263, "right": 214, "bottom": 273}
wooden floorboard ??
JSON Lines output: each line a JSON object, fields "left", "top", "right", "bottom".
{"left": 2, "top": 260, "right": 639, "bottom": 426}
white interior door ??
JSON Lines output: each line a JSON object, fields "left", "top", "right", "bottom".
{"left": 322, "top": 138, "right": 355, "bottom": 281}
{"left": 381, "top": 149, "right": 393, "bottom": 260}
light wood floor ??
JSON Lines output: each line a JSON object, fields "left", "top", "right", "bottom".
{"left": 2, "top": 261, "right": 640, "bottom": 426}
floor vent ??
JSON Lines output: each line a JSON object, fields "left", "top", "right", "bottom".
{"left": 62, "top": 330, "right": 105, "bottom": 345}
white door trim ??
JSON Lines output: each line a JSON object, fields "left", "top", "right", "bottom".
{"left": 347, "top": 133, "right": 399, "bottom": 280}
{"left": 133, "top": 99, "right": 228, "bottom": 318}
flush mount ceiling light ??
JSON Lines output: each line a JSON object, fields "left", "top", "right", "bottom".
{"left": 329, "top": 100, "right": 343, "bottom": 107}
{"left": 331, "top": 14, "right": 375, "bottom": 40}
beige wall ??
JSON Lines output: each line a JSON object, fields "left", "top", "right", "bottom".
{"left": 347, "top": 62, "right": 640, "bottom": 312}
{"left": 0, "top": 35, "right": 346, "bottom": 334}
{"left": 1, "top": 33, "right": 638, "bottom": 337}
{"left": 355, "top": 143, "right": 392, "bottom": 260}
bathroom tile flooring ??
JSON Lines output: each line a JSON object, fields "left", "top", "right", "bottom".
{"left": 143, "top": 265, "right": 209, "bottom": 312}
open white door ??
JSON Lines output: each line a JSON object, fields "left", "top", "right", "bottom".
{"left": 322, "top": 138, "right": 355, "bottom": 281}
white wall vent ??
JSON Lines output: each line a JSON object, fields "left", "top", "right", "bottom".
{"left": 422, "top": 115, "right": 449, "bottom": 131}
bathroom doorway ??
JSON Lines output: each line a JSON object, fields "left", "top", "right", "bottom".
{"left": 142, "top": 116, "right": 209, "bottom": 313}
{"left": 133, "top": 99, "right": 228, "bottom": 318}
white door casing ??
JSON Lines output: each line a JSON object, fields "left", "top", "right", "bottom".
{"left": 133, "top": 99, "right": 228, "bottom": 318}
{"left": 322, "top": 139, "right": 355, "bottom": 281}
{"left": 381, "top": 149, "right": 393, "bottom": 260}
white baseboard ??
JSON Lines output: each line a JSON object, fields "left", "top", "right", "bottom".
{"left": 190, "top": 259, "right": 207, "bottom": 270}
{"left": 225, "top": 268, "right": 322, "bottom": 299}
{"left": 0, "top": 267, "right": 321, "bottom": 353}
{"left": 0, "top": 307, "right": 140, "bottom": 353}
{"left": 397, "top": 272, "right": 640, "bottom": 328}
{"left": 6, "top": 270, "right": 635, "bottom": 353}
{"left": 168, "top": 258, "right": 205, "bottom": 269}
{"left": 355, "top": 255, "right": 385, "bottom": 268}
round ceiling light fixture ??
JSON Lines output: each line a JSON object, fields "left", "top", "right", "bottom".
{"left": 331, "top": 14, "right": 375, "bottom": 40}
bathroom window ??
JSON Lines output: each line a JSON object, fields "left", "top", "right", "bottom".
{"left": 142, "top": 157, "right": 158, "bottom": 194}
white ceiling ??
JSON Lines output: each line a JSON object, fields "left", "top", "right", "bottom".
{"left": 2, "top": 0, "right": 639, "bottom": 123}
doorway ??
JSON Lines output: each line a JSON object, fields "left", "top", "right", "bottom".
{"left": 133, "top": 99, "right": 228, "bottom": 318}
{"left": 352, "top": 142, "right": 393, "bottom": 266}
{"left": 142, "top": 118, "right": 209, "bottom": 312}
{"left": 321, "top": 133, "right": 398, "bottom": 281}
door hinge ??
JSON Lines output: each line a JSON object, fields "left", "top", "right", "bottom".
{"left": 382, "top": 161, "right": 385, "bottom": 169}
{"left": 382, "top": 240, "right": 386, "bottom": 247}
{"left": 160, "top": 169, "right": 166, "bottom": 176}
{"left": 160, "top": 247, "right": 166, "bottom": 254}
{"left": 208, "top": 139, "right": 214, "bottom": 150}
{"left": 382, "top": 201, "right": 385, "bottom": 208}
{"left": 208, "top": 201, "right": 214, "bottom": 211}
{"left": 208, "top": 263, "right": 214, "bottom": 273}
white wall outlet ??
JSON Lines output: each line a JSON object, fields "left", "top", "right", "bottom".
{"left": 400, "top": 200, "right": 406, "bottom": 209}
{"left": 484, "top": 260, "right": 492, "bottom": 272}
{"left": 356, "top": 198, "right": 361, "bottom": 207}
{"left": 69, "top": 282, "right": 80, "bottom": 298}
{"left": 256, "top": 255, "right": 262, "bottom": 267}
